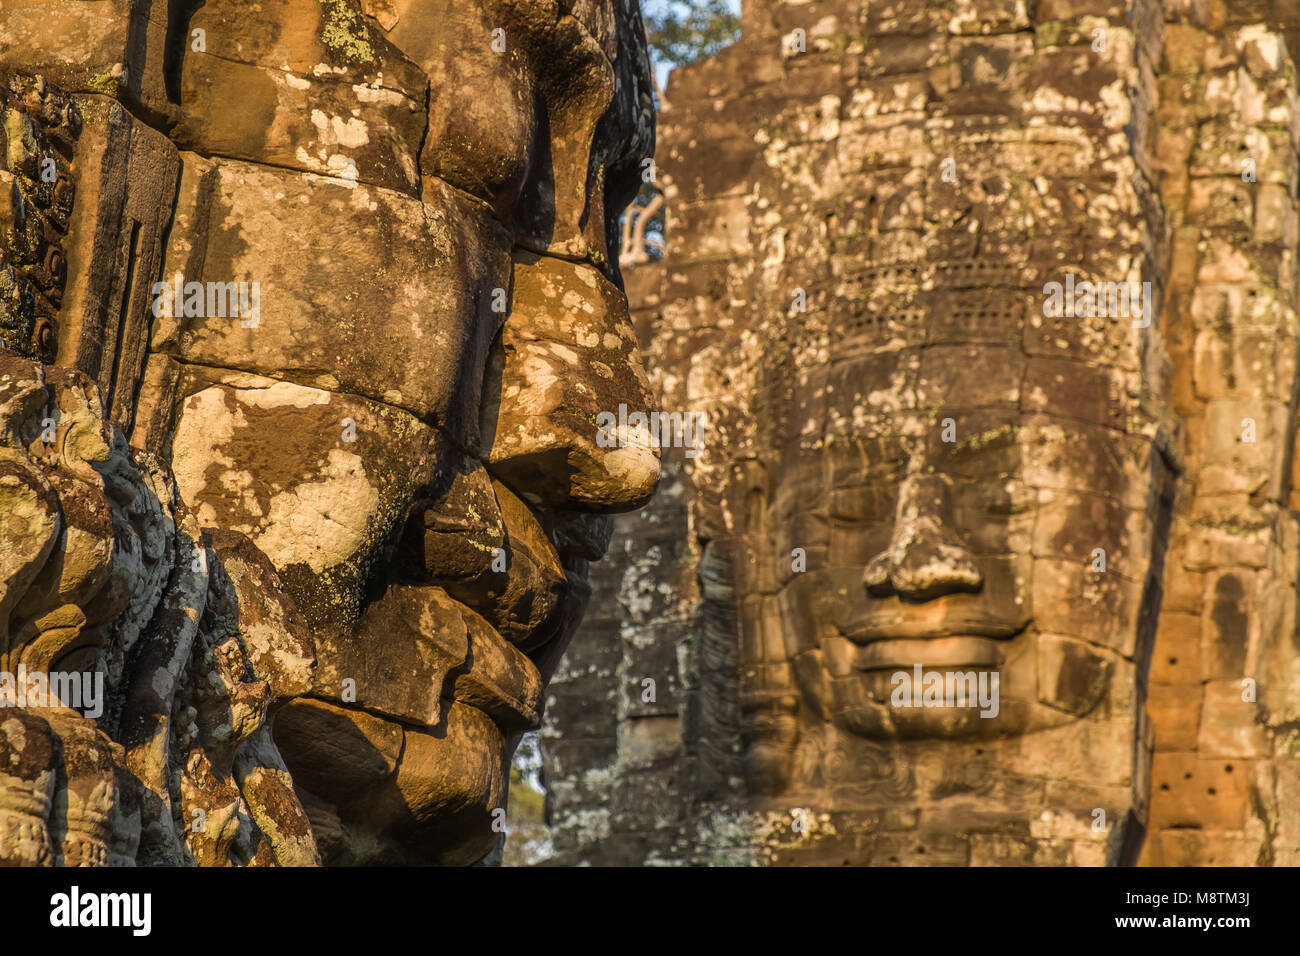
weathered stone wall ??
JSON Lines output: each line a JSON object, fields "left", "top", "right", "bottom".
{"left": 1142, "top": 7, "right": 1300, "bottom": 865}
{"left": 543, "top": 0, "right": 1300, "bottom": 866}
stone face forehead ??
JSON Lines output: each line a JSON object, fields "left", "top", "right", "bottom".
{"left": 755, "top": 413, "right": 1154, "bottom": 484}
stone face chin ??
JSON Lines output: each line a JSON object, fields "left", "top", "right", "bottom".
{"left": 0, "top": 0, "right": 657, "bottom": 866}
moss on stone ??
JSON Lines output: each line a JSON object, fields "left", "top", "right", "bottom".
{"left": 955, "top": 423, "right": 1020, "bottom": 454}
{"left": 1188, "top": 516, "right": 1267, "bottom": 536}
{"left": 85, "top": 70, "right": 122, "bottom": 96}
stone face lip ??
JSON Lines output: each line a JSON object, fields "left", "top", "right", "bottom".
{"left": 853, "top": 637, "right": 1003, "bottom": 672}
{"left": 838, "top": 610, "right": 1031, "bottom": 642}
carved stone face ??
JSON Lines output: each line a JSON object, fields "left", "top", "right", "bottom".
{"left": 734, "top": 357, "right": 1174, "bottom": 808}
{"left": 719, "top": 111, "right": 1176, "bottom": 826}
{"left": 752, "top": 350, "right": 1169, "bottom": 745}
{"left": 126, "top": 0, "right": 659, "bottom": 864}
{"left": 0, "top": 0, "right": 653, "bottom": 866}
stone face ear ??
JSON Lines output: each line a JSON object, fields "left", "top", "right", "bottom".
{"left": 0, "top": 73, "right": 180, "bottom": 433}
{"left": 0, "top": 75, "right": 78, "bottom": 365}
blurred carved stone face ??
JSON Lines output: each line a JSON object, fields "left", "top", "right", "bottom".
{"left": 761, "top": 355, "right": 1164, "bottom": 741}
{"left": 727, "top": 168, "right": 1175, "bottom": 797}
{"left": 139, "top": 0, "right": 657, "bottom": 863}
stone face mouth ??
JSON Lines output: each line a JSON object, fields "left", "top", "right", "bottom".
{"left": 852, "top": 636, "right": 1004, "bottom": 673}
{"left": 451, "top": 612, "right": 545, "bottom": 733}
{"left": 417, "top": 489, "right": 589, "bottom": 732}
{"left": 841, "top": 613, "right": 1029, "bottom": 644}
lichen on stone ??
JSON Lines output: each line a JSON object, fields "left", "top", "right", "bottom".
{"left": 316, "top": 0, "right": 378, "bottom": 68}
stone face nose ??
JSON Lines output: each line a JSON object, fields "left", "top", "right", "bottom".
{"left": 862, "top": 474, "right": 983, "bottom": 601}
{"left": 481, "top": 252, "right": 661, "bottom": 515}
